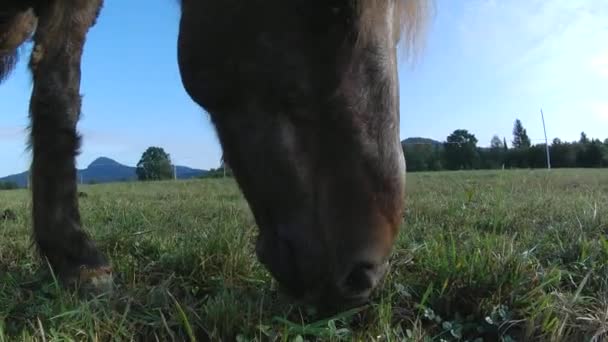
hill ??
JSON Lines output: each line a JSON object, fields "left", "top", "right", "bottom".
{"left": 0, "top": 157, "right": 208, "bottom": 187}
{"left": 401, "top": 137, "right": 442, "bottom": 146}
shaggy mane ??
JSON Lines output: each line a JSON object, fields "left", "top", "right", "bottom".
{"left": 357, "top": 0, "right": 433, "bottom": 63}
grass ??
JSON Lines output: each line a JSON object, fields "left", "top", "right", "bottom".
{"left": 1, "top": 169, "right": 607, "bottom": 341}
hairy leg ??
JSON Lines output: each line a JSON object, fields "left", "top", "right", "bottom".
{"left": 28, "top": 0, "right": 111, "bottom": 290}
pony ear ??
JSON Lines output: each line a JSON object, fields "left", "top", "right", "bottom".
{"left": 0, "top": 8, "right": 37, "bottom": 82}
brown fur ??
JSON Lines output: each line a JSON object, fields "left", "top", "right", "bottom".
{"left": 0, "top": 6, "right": 36, "bottom": 81}
{"left": 178, "top": 0, "right": 430, "bottom": 312}
{"left": 27, "top": 0, "right": 107, "bottom": 280}
{"left": 1, "top": 0, "right": 431, "bottom": 313}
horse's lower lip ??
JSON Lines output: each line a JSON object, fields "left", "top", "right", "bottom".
{"left": 275, "top": 281, "right": 372, "bottom": 314}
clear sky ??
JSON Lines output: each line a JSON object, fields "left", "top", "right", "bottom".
{"left": 1, "top": 0, "right": 607, "bottom": 176}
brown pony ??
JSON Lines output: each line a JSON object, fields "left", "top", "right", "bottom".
{"left": 0, "top": 0, "right": 429, "bottom": 312}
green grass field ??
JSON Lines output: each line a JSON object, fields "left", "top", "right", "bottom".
{"left": 1, "top": 169, "right": 608, "bottom": 341}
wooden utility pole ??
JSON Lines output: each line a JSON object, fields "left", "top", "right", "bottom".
{"left": 541, "top": 108, "right": 551, "bottom": 170}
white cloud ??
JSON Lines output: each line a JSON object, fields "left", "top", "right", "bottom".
{"left": 449, "top": 0, "right": 608, "bottom": 122}
{"left": 458, "top": 1, "right": 569, "bottom": 66}
{"left": 457, "top": 0, "right": 608, "bottom": 83}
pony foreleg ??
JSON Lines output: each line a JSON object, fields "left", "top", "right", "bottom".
{"left": 27, "top": 0, "right": 111, "bottom": 291}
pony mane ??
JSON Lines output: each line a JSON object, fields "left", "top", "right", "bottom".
{"left": 357, "top": 0, "right": 433, "bottom": 63}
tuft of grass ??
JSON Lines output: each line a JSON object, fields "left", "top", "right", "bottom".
{"left": 1, "top": 169, "right": 607, "bottom": 340}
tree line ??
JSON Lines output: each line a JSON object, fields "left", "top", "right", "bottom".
{"left": 0, "top": 181, "right": 19, "bottom": 190}
{"left": 2, "top": 121, "right": 601, "bottom": 191}
{"left": 135, "top": 146, "right": 232, "bottom": 181}
{"left": 403, "top": 119, "right": 608, "bottom": 171}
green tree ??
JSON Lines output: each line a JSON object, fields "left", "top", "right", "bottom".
{"left": 219, "top": 154, "right": 233, "bottom": 177}
{"left": 503, "top": 137, "right": 508, "bottom": 151}
{"left": 527, "top": 144, "right": 548, "bottom": 168}
{"left": 490, "top": 135, "right": 503, "bottom": 149}
{"left": 136, "top": 147, "right": 173, "bottom": 181}
{"left": 550, "top": 139, "right": 577, "bottom": 168}
{"left": 579, "top": 132, "right": 589, "bottom": 144}
{"left": 444, "top": 129, "right": 479, "bottom": 170}
{"left": 512, "top": 119, "right": 531, "bottom": 148}
{"left": 402, "top": 143, "right": 443, "bottom": 171}
{"left": 0, "top": 181, "right": 19, "bottom": 190}
{"left": 480, "top": 135, "right": 506, "bottom": 169}
{"left": 577, "top": 139, "right": 604, "bottom": 167}
{"left": 200, "top": 156, "right": 234, "bottom": 178}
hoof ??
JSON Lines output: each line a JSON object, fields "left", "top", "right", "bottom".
{"left": 76, "top": 265, "right": 114, "bottom": 294}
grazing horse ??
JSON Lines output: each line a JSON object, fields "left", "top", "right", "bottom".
{"left": 0, "top": 0, "right": 429, "bottom": 312}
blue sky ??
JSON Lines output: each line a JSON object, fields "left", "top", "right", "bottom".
{"left": 1, "top": 0, "right": 607, "bottom": 176}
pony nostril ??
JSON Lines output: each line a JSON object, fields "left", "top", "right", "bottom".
{"left": 342, "top": 262, "right": 375, "bottom": 295}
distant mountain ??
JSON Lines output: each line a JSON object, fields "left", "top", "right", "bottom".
{"left": 401, "top": 137, "right": 442, "bottom": 146}
{"left": 174, "top": 165, "right": 207, "bottom": 179}
{"left": 0, "top": 157, "right": 208, "bottom": 188}
{"left": 80, "top": 157, "right": 137, "bottom": 184}
{"left": 0, "top": 171, "right": 28, "bottom": 188}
